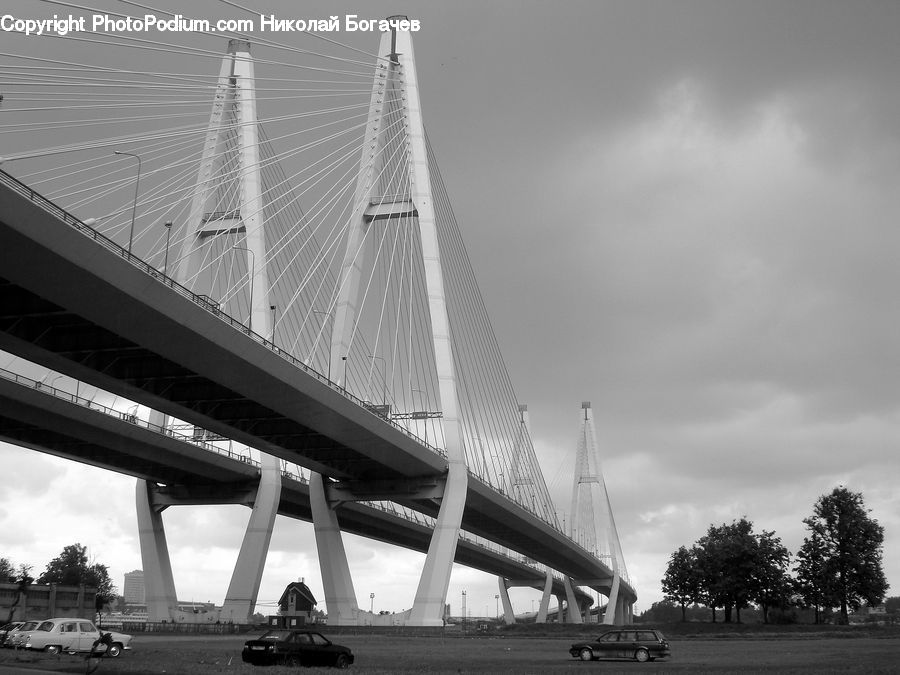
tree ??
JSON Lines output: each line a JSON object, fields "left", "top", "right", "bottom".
{"left": 3, "top": 564, "right": 33, "bottom": 630}
{"left": 0, "top": 557, "right": 15, "bottom": 583}
{"left": 661, "top": 546, "right": 701, "bottom": 621}
{"left": 695, "top": 519, "right": 759, "bottom": 622}
{"left": 802, "top": 487, "right": 888, "bottom": 624}
{"left": 636, "top": 600, "right": 683, "bottom": 624}
{"left": 751, "top": 530, "right": 792, "bottom": 623}
{"left": 37, "top": 543, "right": 116, "bottom": 602}
{"left": 794, "top": 531, "right": 834, "bottom": 624}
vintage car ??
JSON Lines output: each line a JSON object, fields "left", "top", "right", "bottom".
{"left": 21, "top": 618, "right": 132, "bottom": 656}
{"left": 5, "top": 620, "right": 40, "bottom": 648}
{"left": 242, "top": 629, "right": 353, "bottom": 668}
{"left": 0, "top": 622, "right": 24, "bottom": 646}
{"left": 569, "top": 628, "right": 670, "bottom": 662}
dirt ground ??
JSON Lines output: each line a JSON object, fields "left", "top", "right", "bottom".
{"left": 1, "top": 632, "right": 899, "bottom": 674}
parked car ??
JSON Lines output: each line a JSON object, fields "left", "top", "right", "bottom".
{"left": 242, "top": 629, "right": 353, "bottom": 668}
{"left": 569, "top": 628, "right": 670, "bottom": 662}
{"left": 21, "top": 618, "right": 132, "bottom": 657}
{"left": 6, "top": 620, "right": 40, "bottom": 648}
{"left": 0, "top": 622, "right": 24, "bottom": 646}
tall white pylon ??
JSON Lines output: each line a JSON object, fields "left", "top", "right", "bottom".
{"left": 136, "top": 38, "right": 281, "bottom": 624}
{"left": 570, "top": 402, "right": 629, "bottom": 624}
{"left": 313, "top": 17, "right": 468, "bottom": 627}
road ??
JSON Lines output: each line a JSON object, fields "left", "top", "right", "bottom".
{"left": 2, "top": 632, "right": 899, "bottom": 673}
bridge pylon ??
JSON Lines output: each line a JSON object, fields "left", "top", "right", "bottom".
{"left": 310, "top": 18, "right": 468, "bottom": 627}
{"left": 135, "top": 38, "right": 281, "bottom": 624}
{"left": 569, "top": 402, "right": 633, "bottom": 624}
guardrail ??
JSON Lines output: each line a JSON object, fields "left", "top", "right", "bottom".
{"left": 0, "top": 168, "right": 444, "bottom": 460}
{"left": 0, "top": 169, "right": 625, "bottom": 582}
{"left": 0, "top": 364, "right": 559, "bottom": 577}
{"left": 0, "top": 366, "right": 257, "bottom": 463}
{"left": 1, "top": 168, "right": 558, "bottom": 525}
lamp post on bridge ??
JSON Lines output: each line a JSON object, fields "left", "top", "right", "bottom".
{"left": 270, "top": 305, "right": 277, "bottom": 343}
{"left": 113, "top": 150, "right": 142, "bottom": 254}
{"left": 162, "top": 220, "right": 173, "bottom": 275}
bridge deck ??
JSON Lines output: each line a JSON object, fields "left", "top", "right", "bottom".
{"left": 0, "top": 170, "right": 635, "bottom": 600}
{"left": 0, "top": 369, "right": 587, "bottom": 600}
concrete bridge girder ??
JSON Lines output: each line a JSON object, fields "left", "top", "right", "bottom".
{"left": 136, "top": 452, "right": 282, "bottom": 624}
{"left": 0, "top": 20, "right": 637, "bottom": 628}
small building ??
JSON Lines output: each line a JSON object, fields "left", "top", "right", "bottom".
{"left": 267, "top": 580, "right": 317, "bottom": 629}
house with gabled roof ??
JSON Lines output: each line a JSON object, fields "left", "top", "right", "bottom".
{"left": 266, "top": 579, "right": 317, "bottom": 628}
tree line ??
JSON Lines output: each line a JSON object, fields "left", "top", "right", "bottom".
{"left": 1, "top": 543, "right": 117, "bottom": 608}
{"left": 661, "top": 486, "right": 888, "bottom": 624}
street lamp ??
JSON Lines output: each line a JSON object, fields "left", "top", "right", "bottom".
{"left": 270, "top": 305, "right": 277, "bottom": 343}
{"left": 461, "top": 590, "right": 466, "bottom": 627}
{"left": 162, "top": 220, "right": 173, "bottom": 275}
{"left": 231, "top": 245, "right": 255, "bottom": 333}
{"left": 495, "top": 594, "right": 499, "bottom": 619}
{"left": 113, "top": 150, "right": 142, "bottom": 253}
{"left": 369, "top": 592, "right": 374, "bottom": 613}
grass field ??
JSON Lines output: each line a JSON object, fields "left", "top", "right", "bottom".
{"left": 1, "top": 624, "right": 899, "bottom": 674}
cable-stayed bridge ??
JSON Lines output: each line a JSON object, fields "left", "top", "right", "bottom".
{"left": 0, "top": 14, "right": 635, "bottom": 626}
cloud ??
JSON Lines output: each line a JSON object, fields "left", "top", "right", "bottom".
{"left": 514, "top": 75, "right": 900, "bottom": 606}
{"left": 2, "top": 1, "right": 898, "bottom": 618}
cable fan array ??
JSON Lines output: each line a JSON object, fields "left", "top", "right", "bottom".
{"left": 0, "top": 2, "right": 562, "bottom": 537}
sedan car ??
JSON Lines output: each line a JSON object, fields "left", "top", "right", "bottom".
{"left": 0, "top": 622, "right": 24, "bottom": 646}
{"left": 5, "top": 621, "right": 40, "bottom": 648}
{"left": 21, "top": 618, "right": 132, "bottom": 657}
{"left": 242, "top": 630, "right": 353, "bottom": 668}
{"left": 570, "top": 628, "right": 670, "bottom": 662}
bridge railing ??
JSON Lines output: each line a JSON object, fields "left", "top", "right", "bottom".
{"left": 1, "top": 366, "right": 603, "bottom": 575}
{"left": 0, "top": 365, "right": 260, "bottom": 466}
{"left": 0, "top": 168, "right": 444, "bottom": 460}
{"left": 1, "top": 363, "right": 629, "bottom": 592}
{"left": 1, "top": 170, "right": 628, "bottom": 578}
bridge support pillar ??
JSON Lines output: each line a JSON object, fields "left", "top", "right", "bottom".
{"left": 310, "top": 472, "right": 359, "bottom": 625}
{"left": 554, "top": 594, "right": 566, "bottom": 622}
{"left": 135, "top": 479, "right": 177, "bottom": 622}
{"left": 220, "top": 453, "right": 282, "bottom": 623}
{"left": 601, "top": 572, "right": 621, "bottom": 625}
{"left": 537, "top": 570, "right": 552, "bottom": 623}
{"left": 497, "top": 577, "right": 515, "bottom": 624}
{"left": 408, "top": 463, "right": 467, "bottom": 626}
{"left": 610, "top": 588, "right": 632, "bottom": 625}
{"left": 563, "top": 577, "right": 583, "bottom": 624}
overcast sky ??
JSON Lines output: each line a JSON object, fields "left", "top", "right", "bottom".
{"left": 1, "top": 0, "right": 898, "bottom": 618}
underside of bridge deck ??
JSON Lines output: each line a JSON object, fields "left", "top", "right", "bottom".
{"left": 0, "top": 276, "right": 406, "bottom": 482}
{"left": 0, "top": 179, "right": 636, "bottom": 603}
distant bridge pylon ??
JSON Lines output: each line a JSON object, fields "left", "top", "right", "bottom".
{"left": 569, "top": 402, "right": 632, "bottom": 624}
